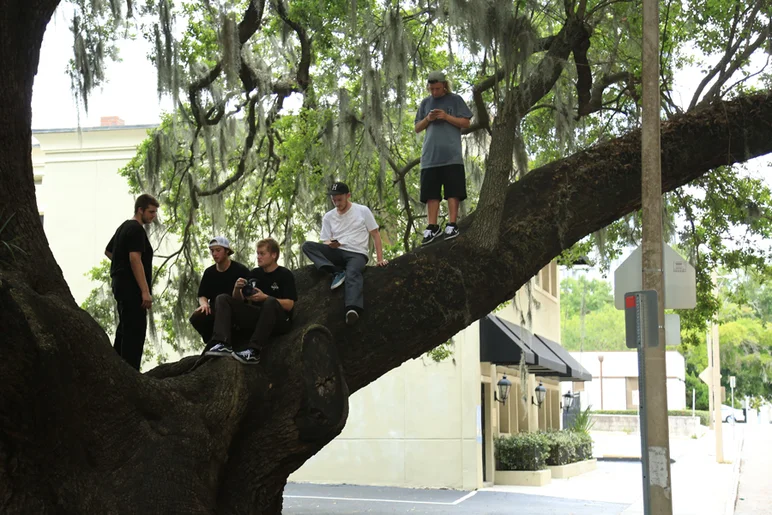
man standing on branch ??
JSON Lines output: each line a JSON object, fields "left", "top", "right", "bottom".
{"left": 414, "top": 71, "right": 473, "bottom": 245}
{"left": 189, "top": 236, "right": 250, "bottom": 348}
{"left": 302, "top": 182, "right": 388, "bottom": 326}
{"left": 104, "top": 194, "right": 159, "bottom": 370}
{"left": 205, "top": 238, "right": 297, "bottom": 365}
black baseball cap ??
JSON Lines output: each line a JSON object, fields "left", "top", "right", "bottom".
{"left": 328, "top": 182, "right": 350, "bottom": 195}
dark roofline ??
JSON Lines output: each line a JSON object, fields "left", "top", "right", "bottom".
{"left": 32, "top": 124, "right": 158, "bottom": 134}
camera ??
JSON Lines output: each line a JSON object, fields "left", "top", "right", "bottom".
{"left": 241, "top": 279, "right": 258, "bottom": 297}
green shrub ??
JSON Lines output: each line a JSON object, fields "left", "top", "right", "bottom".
{"left": 541, "top": 431, "right": 577, "bottom": 466}
{"left": 495, "top": 433, "right": 550, "bottom": 471}
{"left": 593, "top": 409, "right": 710, "bottom": 427}
{"left": 569, "top": 406, "right": 595, "bottom": 434}
{"left": 574, "top": 432, "right": 593, "bottom": 461}
{"left": 495, "top": 430, "right": 594, "bottom": 470}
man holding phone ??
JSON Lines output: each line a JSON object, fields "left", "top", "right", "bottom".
{"left": 302, "top": 182, "right": 387, "bottom": 325}
{"left": 205, "top": 238, "right": 297, "bottom": 365}
{"left": 414, "top": 70, "right": 473, "bottom": 245}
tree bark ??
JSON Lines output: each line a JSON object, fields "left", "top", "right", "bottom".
{"left": 1, "top": 3, "right": 772, "bottom": 510}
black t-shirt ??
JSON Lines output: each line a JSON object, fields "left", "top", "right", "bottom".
{"left": 197, "top": 260, "right": 250, "bottom": 302}
{"left": 106, "top": 220, "right": 153, "bottom": 292}
{"left": 247, "top": 266, "right": 298, "bottom": 318}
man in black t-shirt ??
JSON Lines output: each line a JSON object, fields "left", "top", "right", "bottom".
{"left": 104, "top": 194, "right": 159, "bottom": 370}
{"left": 206, "top": 237, "right": 297, "bottom": 365}
{"left": 189, "top": 236, "right": 250, "bottom": 346}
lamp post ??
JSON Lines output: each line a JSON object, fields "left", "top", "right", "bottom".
{"left": 598, "top": 355, "right": 605, "bottom": 410}
{"left": 495, "top": 375, "right": 512, "bottom": 404}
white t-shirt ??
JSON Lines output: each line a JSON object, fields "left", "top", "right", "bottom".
{"left": 320, "top": 203, "right": 379, "bottom": 257}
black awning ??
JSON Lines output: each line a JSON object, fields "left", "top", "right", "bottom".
{"left": 479, "top": 314, "right": 591, "bottom": 382}
{"left": 535, "top": 335, "right": 593, "bottom": 382}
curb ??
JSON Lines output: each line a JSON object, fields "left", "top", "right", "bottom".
{"left": 724, "top": 431, "right": 745, "bottom": 515}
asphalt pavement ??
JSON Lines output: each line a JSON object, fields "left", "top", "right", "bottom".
{"left": 283, "top": 482, "right": 629, "bottom": 514}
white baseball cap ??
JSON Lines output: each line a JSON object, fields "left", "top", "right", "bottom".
{"left": 208, "top": 236, "right": 233, "bottom": 255}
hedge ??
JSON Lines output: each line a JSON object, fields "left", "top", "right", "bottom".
{"left": 592, "top": 409, "right": 710, "bottom": 427}
{"left": 495, "top": 430, "right": 594, "bottom": 471}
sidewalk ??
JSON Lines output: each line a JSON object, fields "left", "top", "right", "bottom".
{"left": 734, "top": 423, "right": 772, "bottom": 514}
{"left": 482, "top": 425, "right": 743, "bottom": 515}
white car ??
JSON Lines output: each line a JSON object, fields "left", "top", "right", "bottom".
{"left": 721, "top": 404, "right": 745, "bottom": 423}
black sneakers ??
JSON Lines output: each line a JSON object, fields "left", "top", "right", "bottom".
{"left": 444, "top": 223, "right": 459, "bottom": 240}
{"left": 346, "top": 309, "right": 359, "bottom": 326}
{"left": 421, "top": 225, "right": 441, "bottom": 245}
{"left": 422, "top": 223, "right": 459, "bottom": 245}
{"left": 232, "top": 348, "right": 260, "bottom": 365}
{"left": 205, "top": 342, "right": 233, "bottom": 357}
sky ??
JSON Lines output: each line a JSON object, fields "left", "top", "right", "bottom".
{"left": 32, "top": 5, "right": 171, "bottom": 129}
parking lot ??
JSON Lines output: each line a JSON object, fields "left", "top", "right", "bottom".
{"left": 283, "top": 482, "right": 629, "bottom": 514}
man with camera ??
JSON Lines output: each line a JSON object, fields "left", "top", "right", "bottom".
{"left": 301, "top": 182, "right": 388, "bottom": 326}
{"left": 205, "top": 238, "right": 297, "bottom": 365}
{"left": 414, "top": 70, "right": 473, "bottom": 245}
{"left": 104, "top": 194, "right": 159, "bottom": 370}
{"left": 189, "top": 236, "right": 250, "bottom": 348}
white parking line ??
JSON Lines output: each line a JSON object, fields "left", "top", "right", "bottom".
{"left": 285, "top": 490, "right": 477, "bottom": 506}
{"left": 451, "top": 491, "right": 477, "bottom": 504}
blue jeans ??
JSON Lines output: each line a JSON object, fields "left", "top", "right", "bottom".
{"left": 302, "top": 241, "right": 368, "bottom": 311}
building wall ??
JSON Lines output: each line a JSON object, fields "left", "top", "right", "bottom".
{"left": 504, "top": 262, "right": 561, "bottom": 343}
{"left": 291, "top": 320, "right": 483, "bottom": 490}
{"left": 33, "top": 125, "right": 155, "bottom": 305}
{"left": 568, "top": 351, "right": 686, "bottom": 411}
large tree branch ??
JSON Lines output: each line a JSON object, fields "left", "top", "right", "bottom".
{"left": 325, "top": 91, "right": 772, "bottom": 394}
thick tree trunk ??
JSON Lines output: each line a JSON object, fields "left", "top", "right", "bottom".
{"left": 1, "top": 4, "right": 772, "bottom": 511}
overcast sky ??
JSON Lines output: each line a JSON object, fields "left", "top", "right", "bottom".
{"left": 32, "top": 6, "right": 170, "bottom": 129}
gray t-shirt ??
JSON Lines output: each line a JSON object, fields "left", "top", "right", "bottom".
{"left": 415, "top": 93, "right": 473, "bottom": 169}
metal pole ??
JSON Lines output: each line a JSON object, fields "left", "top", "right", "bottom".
{"left": 641, "top": 0, "right": 673, "bottom": 509}
{"left": 711, "top": 321, "right": 724, "bottom": 460}
{"left": 599, "top": 355, "right": 604, "bottom": 410}
{"left": 692, "top": 389, "right": 695, "bottom": 418}
{"left": 707, "top": 331, "right": 714, "bottom": 429}
{"left": 711, "top": 277, "right": 724, "bottom": 463}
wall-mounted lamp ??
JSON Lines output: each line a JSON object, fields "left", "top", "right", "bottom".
{"left": 562, "top": 390, "right": 574, "bottom": 412}
{"left": 532, "top": 381, "right": 547, "bottom": 407}
{"left": 494, "top": 375, "right": 512, "bottom": 404}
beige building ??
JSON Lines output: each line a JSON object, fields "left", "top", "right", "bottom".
{"left": 33, "top": 117, "right": 156, "bottom": 305}
{"left": 567, "top": 351, "right": 686, "bottom": 411}
{"left": 292, "top": 260, "right": 591, "bottom": 489}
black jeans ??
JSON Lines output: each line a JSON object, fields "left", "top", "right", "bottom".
{"left": 112, "top": 279, "right": 147, "bottom": 370}
{"left": 189, "top": 308, "right": 215, "bottom": 344}
{"left": 210, "top": 294, "right": 292, "bottom": 352}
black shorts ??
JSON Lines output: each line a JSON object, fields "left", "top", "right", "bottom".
{"left": 420, "top": 164, "right": 467, "bottom": 203}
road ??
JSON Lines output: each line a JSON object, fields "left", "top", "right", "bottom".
{"left": 283, "top": 483, "right": 629, "bottom": 514}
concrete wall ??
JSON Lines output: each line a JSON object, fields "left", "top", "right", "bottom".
{"left": 590, "top": 414, "right": 703, "bottom": 438}
{"left": 291, "top": 321, "right": 483, "bottom": 490}
{"left": 33, "top": 125, "right": 155, "bottom": 305}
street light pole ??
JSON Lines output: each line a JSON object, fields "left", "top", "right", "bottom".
{"left": 640, "top": 0, "right": 673, "bottom": 510}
